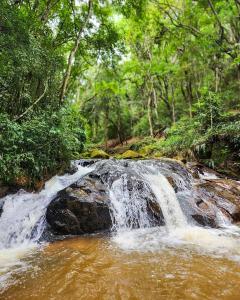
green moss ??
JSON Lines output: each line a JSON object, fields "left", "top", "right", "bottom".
{"left": 152, "top": 151, "right": 163, "bottom": 158}
{"left": 81, "top": 151, "right": 91, "bottom": 158}
{"left": 90, "top": 149, "right": 109, "bottom": 159}
{"left": 139, "top": 144, "right": 157, "bottom": 156}
{"left": 120, "top": 150, "right": 143, "bottom": 159}
{"left": 130, "top": 137, "right": 157, "bottom": 151}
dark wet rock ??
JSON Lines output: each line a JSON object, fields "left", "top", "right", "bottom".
{"left": 46, "top": 177, "right": 112, "bottom": 236}
{"left": 186, "top": 162, "right": 223, "bottom": 180}
{"left": 0, "top": 184, "right": 9, "bottom": 199}
{"left": 166, "top": 176, "right": 178, "bottom": 192}
{"left": 78, "top": 159, "right": 99, "bottom": 167}
{"left": 45, "top": 160, "right": 166, "bottom": 237}
{"left": 147, "top": 199, "right": 165, "bottom": 226}
{"left": 91, "top": 159, "right": 165, "bottom": 226}
{"left": 153, "top": 158, "right": 193, "bottom": 191}
{"left": 191, "top": 179, "right": 240, "bottom": 225}
{"left": 191, "top": 214, "right": 217, "bottom": 228}
{"left": 44, "top": 158, "right": 240, "bottom": 239}
{"left": 0, "top": 198, "right": 4, "bottom": 218}
{"left": 215, "top": 160, "right": 240, "bottom": 181}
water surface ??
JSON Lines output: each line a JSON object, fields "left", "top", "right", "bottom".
{"left": 1, "top": 229, "right": 240, "bottom": 300}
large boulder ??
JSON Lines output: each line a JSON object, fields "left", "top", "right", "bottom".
{"left": 44, "top": 159, "right": 240, "bottom": 239}
{"left": 196, "top": 179, "right": 240, "bottom": 221}
{"left": 121, "top": 150, "right": 143, "bottom": 159}
{"left": 45, "top": 160, "right": 166, "bottom": 237}
{"left": 186, "top": 162, "right": 222, "bottom": 179}
{"left": 90, "top": 149, "right": 109, "bottom": 159}
{"left": 46, "top": 176, "right": 112, "bottom": 235}
{"left": 188, "top": 178, "right": 240, "bottom": 227}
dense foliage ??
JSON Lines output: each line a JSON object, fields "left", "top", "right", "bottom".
{"left": 1, "top": 0, "right": 240, "bottom": 184}
{"left": 80, "top": 1, "right": 240, "bottom": 144}
{"left": 0, "top": 108, "right": 85, "bottom": 183}
{"left": 0, "top": 0, "right": 120, "bottom": 185}
{"left": 78, "top": 0, "right": 240, "bottom": 173}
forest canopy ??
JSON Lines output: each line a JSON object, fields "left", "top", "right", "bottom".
{"left": 0, "top": 0, "right": 240, "bottom": 185}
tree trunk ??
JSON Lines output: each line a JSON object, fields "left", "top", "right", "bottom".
{"left": 41, "top": 0, "right": 60, "bottom": 23}
{"left": 171, "top": 83, "right": 176, "bottom": 124}
{"left": 104, "top": 105, "right": 109, "bottom": 150}
{"left": 152, "top": 86, "right": 159, "bottom": 120}
{"left": 163, "top": 78, "right": 173, "bottom": 123}
{"left": 237, "top": 64, "right": 240, "bottom": 96}
{"left": 181, "top": 82, "right": 192, "bottom": 118}
{"left": 116, "top": 98, "right": 123, "bottom": 144}
{"left": 59, "top": 0, "right": 92, "bottom": 103}
{"left": 215, "top": 66, "right": 219, "bottom": 92}
{"left": 15, "top": 81, "right": 48, "bottom": 121}
{"left": 147, "top": 95, "right": 154, "bottom": 137}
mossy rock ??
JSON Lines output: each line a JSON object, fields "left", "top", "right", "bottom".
{"left": 172, "top": 154, "right": 186, "bottom": 162}
{"left": 90, "top": 149, "right": 109, "bottom": 159}
{"left": 80, "top": 151, "right": 90, "bottom": 158}
{"left": 139, "top": 145, "right": 154, "bottom": 156}
{"left": 121, "top": 150, "right": 143, "bottom": 159}
{"left": 152, "top": 151, "right": 163, "bottom": 158}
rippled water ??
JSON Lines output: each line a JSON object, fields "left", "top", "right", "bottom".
{"left": 1, "top": 228, "right": 240, "bottom": 300}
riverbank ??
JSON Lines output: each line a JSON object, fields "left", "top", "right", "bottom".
{"left": 82, "top": 134, "right": 240, "bottom": 180}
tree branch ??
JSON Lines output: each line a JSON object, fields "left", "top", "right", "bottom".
{"left": 14, "top": 81, "right": 48, "bottom": 121}
{"left": 207, "top": 0, "right": 227, "bottom": 44}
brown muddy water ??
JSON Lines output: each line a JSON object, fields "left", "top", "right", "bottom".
{"left": 1, "top": 228, "right": 240, "bottom": 300}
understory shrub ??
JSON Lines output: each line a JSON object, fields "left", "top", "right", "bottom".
{"left": 147, "top": 93, "right": 240, "bottom": 159}
{"left": 0, "top": 106, "right": 86, "bottom": 184}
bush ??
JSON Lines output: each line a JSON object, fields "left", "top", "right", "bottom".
{"left": 130, "top": 136, "right": 157, "bottom": 151}
{"left": 193, "top": 91, "right": 223, "bottom": 131}
{"left": 133, "top": 115, "right": 150, "bottom": 136}
{"left": 0, "top": 107, "right": 86, "bottom": 185}
{"left": 152, "top": 93, "right": 240, "bottom": 161}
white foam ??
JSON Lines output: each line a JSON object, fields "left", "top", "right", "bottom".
{"left": 113, "top": 225, "right": 240, "bottom": 260}
{"left": 199, "top": 171, "right": 219, "bottom": 180}
{"left": 145, "top": 174, "right": 188, "bottom": 230}
{"left": 0, "top": 165, "right": 93, "bottom": 250}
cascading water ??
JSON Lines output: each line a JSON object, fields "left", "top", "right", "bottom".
{"left": 0, "top": 158, "right": 239, "bottom": 266}
{"left": 104, "top": 160, "right": 240, "bottom": 256}
{"left": 0, "top": 165, "right": 93, "bottom": 250}
{"left": 104, "top": 159, "right": 193, "bottom": 232}
{"left": 109, "top": 175, "right": 152, "bottom": 230}
{"left": 145, "top": 174, "right": 188, "bottom": 230}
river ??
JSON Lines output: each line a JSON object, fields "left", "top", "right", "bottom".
{"left": 0, "top": 159, "right": 240, "bottom": 299}
{"left": 1, "top": 231, "right": 240, "bottom": 300}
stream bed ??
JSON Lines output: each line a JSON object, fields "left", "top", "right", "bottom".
{"left": 1, "top": 229, "right": 240, "bottom": 300}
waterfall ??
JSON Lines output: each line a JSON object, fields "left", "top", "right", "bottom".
{"left": 109, "top": 174, "right": 152, "bottom": 230}
{"left": 0, "top": 165, "right": 93, "bottom": 250}
{"left": 145, "top": 174, "right": 188, "bottom": 230}
{"left": 107, "top": 160, "right": 190, "bottom": 231}
{"left": 0, "top": 158, "right": 237, "bottom": 254}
